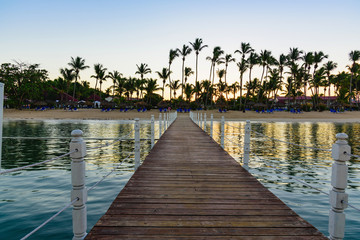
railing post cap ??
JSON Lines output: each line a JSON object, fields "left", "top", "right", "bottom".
{"left": 336, "top": 133, "right": 348, "bottom": 140}
{"left": 71, "top": 129, "right": 83, "bottom": 137}
{"left": 135, "top": 118, "right": 139, "bottom": 121}
{"left": 246, "top": 120, "right": 251, "bottom": 123}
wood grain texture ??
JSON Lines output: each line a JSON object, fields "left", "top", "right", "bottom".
{"left": 86, "top": 114, "right": 327, "bottom": 239}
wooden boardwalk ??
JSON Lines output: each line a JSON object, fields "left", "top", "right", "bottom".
{"left": 86, "top": 115, "right": 327, "bottom": 239}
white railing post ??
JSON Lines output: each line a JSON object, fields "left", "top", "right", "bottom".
{"left": 70, "top": 130, "right": 87, "bottom": 240}
{"left": 134, "top": 118, "right": 140, "bottom": 170}
{"left": 221, "top": 116, "right": 225, "bottom": 148}
{"left": 204, "top": 113, "right": 207, "bottom": 132}
{"left": 329, "top": 133, "right": 350, "bottom": 240}
{"left": 159, "top": 113, "right": 162, "bottom": 138}
{"left": 151, "top": 115, "right": 154, "bottom": 149}
{"left": 200, "top": 113, "right": 203, "bottom": 129}
{"left": 210, "top": 114, "right": 213, "bottom": 138}
{"left": 163, "top": 113, "right": 166, "bottom": 131}
{"left": 0, "top": 83, "right": 3, "bottom": 169}
{"left": 166, "top": 113, "right": 169, "bottom": 129}
{"left": 243, "top": 120, "right": 251, "bottom": 168}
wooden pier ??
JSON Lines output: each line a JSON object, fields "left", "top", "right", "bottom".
{"left": 86, "top": 114, "right": 327, "bottom": 239}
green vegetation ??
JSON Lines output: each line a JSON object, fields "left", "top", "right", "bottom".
{"left": 0, "top": 41, "right": 359, "bottom": 111}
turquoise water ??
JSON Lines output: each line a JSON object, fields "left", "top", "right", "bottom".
{"left": 0, "top": 119, "right": 359, "bottom": 239}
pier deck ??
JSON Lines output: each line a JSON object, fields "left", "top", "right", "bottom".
{"left": 86, "top": 114, "right": 327, "bottom": 239}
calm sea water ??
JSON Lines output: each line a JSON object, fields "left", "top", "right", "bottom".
{"left": 0, "top": 119, "right": 359, "bottom": 239}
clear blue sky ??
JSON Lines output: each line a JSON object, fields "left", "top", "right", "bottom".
{"left": 0, "top": 0, "right": 359, "bottom": 94}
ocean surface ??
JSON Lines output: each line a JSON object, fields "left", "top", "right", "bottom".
{"left": 0, "top": 118, "right": 359, "bottom": 239}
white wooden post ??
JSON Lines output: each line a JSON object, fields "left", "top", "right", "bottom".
{"left": 197, "top": 112, "right": 199, "bottom": 126}
{"left": 221, "top": 116, "right": 225, "bottom": 148}
{"left": 243, "top": 120, "right": 251, "bottom": 167}
{"left": 159, "top": 113, "right": 162, "bottom": 138}
{"left": 200, "top": 113, "right": 203, "bottom": 129}
{"left": 134, "top": 118, "right": 140, "bottom": 170}
{"left": 0, "top": 83, "right": 3, "bottom": 169}
{"left": 70, "top": 130, "right": 87, "bottom": 240}
{"left": 329, "top": 133, "right": 350, "bottom": 240}
{"left": 166, "top": 113, "right": 169, "bottom": 129}
{"left": 210, "top": 114, "right": 213, "bottom": 138}
{"left": 151, "top": 115, "right": 154, "bottom": 149}
{"left": 204, "top": 113, "right": 207, "bottom": 132}
{"left": 163, "top": 113, "right": 166, "bottom": 131}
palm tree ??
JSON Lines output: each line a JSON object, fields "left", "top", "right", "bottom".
{"left": 184, "top": 83, "right": 194, "bottom": 102}
{"left": 206, "top": 47, "right": 224, "bottom": 106}
{"left": 91, "top": 64, "right": 108, "bottom": 100}
{"left": 235, "top": 42, "right": 253, "bottom": 61}
{"left": 167, "top": 80, "right": 181, "bottom": 99}
{"left": 236, "top": 59, "right": 248, "bottom": 109}
{"left": 323, "top": 61, "right": 337, "bottom": 106}
{"left": 184, "top": 67, "right": 194, "bottom": 84}
{"left": 156, "top": 68, "right": 170, "bottom": 98}
{"left": 287, "top": 47, "right": 303, "bottom": 64}
{"left": 189, "top": 38, "right": 208, "bottom": 87}
{"left": 259, "top": 50, "right": 272, "bottom": 85}
{"left": 230, "top": 82, "right": 240, "bottom": 106}
{"left": 59, "top": 68, "right": 75, "bottom": 100}
{"left": 177, "top": 45, "right": 192, "bottom": 98}
{"left": 168, "top": 49, "right": 179, "bottom": 100}
{"left": 243, "top": 52, "right": 259, "bottom": 111}
{"left": 135, "top": 63, "right": 151, "bottom": 80}
{"left": 143, "top": 78, "right": 160, "bottom": 104}
{"left": 349, "top": 50, "right": 360, "bottom": 105}
{"left": 68, "top": 56, "right": 89, "bottom": 101}
{"left": 115, "top": 76, "right": 126, "bottom": 98}
{"left": 301, "top": 52, "right": 314, "bottom": 102}
{"left": 107, "top": 70, "right": 122, "bottom": 97}
{"left": 223, "top": 54, "right": 235, "bottom": 100}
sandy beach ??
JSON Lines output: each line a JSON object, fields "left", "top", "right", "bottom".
{"left": 3, "top": 109, "right": 360, "bottom": 122}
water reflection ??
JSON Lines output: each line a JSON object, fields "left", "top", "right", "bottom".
{"left": 1, "top": 119, "right": 359, "bottom": 239}
{"left": 209, "top": 120, "right": 359, "bottom": 239}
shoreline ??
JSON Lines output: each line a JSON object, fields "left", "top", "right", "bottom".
{"left": 3, "top": 109, "right": 360, "bottom": 123}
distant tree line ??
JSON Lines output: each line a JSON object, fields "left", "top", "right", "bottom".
{"left": 0, "top": 39, "right": 359, "bottom": 111}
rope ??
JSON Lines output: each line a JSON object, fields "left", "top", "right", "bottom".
{"left": 87, "top": 129, "right": 134, "bottom": 150}
{"left": 0, "top": 150, "right": 76, "bottom": 175}
{"left": 251, "top": 152, "right": 360, "bottom": 212}
{"left": 223, "top": 135, "right": 244, "bottom": 148}
{"left": 224, "top": 123, "right": 245, "bottom": 131}
{"left": 251, "top": 152, "right": 330, "bottom": 196}
{"left": 87, "top": 154, "right": 132, "bottom": 192}
{"left": 20, "top": 197, "right": 79, "bottom": 240}
{"left": 345, "top": 152, "right": 360, "bottom": 159}
{"left": 251, "top": 130, "right": 332, "bottom": 152}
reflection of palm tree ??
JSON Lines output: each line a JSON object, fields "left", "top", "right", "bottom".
{"left": 177, "top": 45, "right": 192, "bottom": 98}
{"left": 68, "top": 56, "right": 89, "bottom": 101}
{"left": 156, "top": 68, "right": 170, "bottom": 98}
{"left": 189, "top": 38, "right": 208, "bottom": 87}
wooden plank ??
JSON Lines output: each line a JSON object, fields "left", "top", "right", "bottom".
{"left": 86, "top": 114, "right": 327, "bottom": 239}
